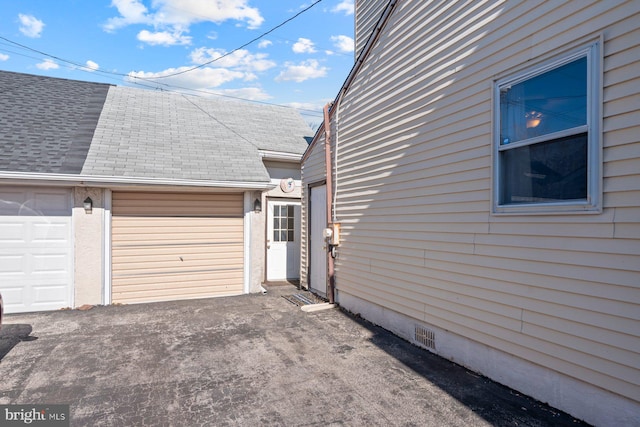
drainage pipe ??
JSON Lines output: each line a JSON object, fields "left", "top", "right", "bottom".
{"left": 315, "top": 0, "right": 399, "bottom": 304}
{"left": 323, "top": 103, "right": 335, "bottom": 305}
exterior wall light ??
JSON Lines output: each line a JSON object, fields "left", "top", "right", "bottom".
{"left": 83, "top": 197, "right": 93, "bottom": 213}
{"left": 254, "top": 198, "right": 262, "bottom": 212}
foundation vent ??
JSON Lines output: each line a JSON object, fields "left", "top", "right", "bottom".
{"left": 415, "top": 325, "right": 436, "bottom": 350}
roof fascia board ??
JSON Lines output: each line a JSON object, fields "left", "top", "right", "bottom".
{"left": 0, "top": 172, "right": 275, "bottom": 191}
{"left": 302, "top": 0, "right": 399, "bottom": 163}
{"left": 259, "top": 150, "right": 303, "bottom": 162}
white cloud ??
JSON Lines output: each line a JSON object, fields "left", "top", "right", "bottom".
{"left": 216, "top": 87, "right": 272, "bottom": 101}
{"left": 18, "top": 14, "right": 45, "bottom": 38}
{"left": 36, "top": 59, "right": 59, "bottom": 70}
{"left": 286, "top": 101, "right": 326, "bottom": 112}
{"left": 127, "top": 67, "right": 246, "bottom": 90}
{"left": 104, "top": 0, "right": 263, "bottom": 35}
{"left": 332, "top": 0, "right": 354, "bottom": 15}
{"left": 258, "top": 40, "right": 272, "bottom": 49}
{"left": 189, "top": 47, "right": 275, "bottom": 72}
{"left": 0, "top": 53, "right": 9, "bottom": 61}
{"left": 276, "top": 60, "right": 328, "bottom": 83}
{"left": 331, "top": 35, "right": 354, "bottom": 53}
{"left": 103, "top": 0, "right": 150, "bottom": 31}
{"left": 85, "top": 60, "right": 100, "bottom": 71}
{"left": 130, "top": 77, "right": 271, "bottom": 101}
{"left": 292, "top": 38, "right": 316, "bottom": 54}
{"left": 137, "top": 29, "right": 192, "bottom": 46}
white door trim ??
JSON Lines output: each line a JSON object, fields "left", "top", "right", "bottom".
{"left": 243, "top": 191, "right": 251, "bottom": 294}
{"left": 309, "top": 184, "right": 327, "bottom": 296}
{"left": 103, "top": 189, "right": 112, "bottom": 305}
{"left": 266, "top": 199, "right": 301, "bottom": 282}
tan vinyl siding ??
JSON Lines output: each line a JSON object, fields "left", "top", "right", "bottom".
{"left": 355, "top": 0, "right": 389, "bottom": 57}
{"left": 326, "top": 0, "right": 640, "bottom": 406}
{"left": 112, "top": 192, "right": 244, "bottom": 304}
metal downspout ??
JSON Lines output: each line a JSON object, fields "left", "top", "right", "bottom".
{"left": 312, "top": 0, "right": 398, "bottom": 304}
{"left": 323, "top": 103, "right": 335, "bottom": 304}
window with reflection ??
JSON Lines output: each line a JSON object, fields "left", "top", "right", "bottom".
{"left": 494, "top": 44, "right": 600, "bottom": 212}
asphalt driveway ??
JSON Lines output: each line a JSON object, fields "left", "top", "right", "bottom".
{"left": 0, "top": 285, "right": 587, "bottom": 426}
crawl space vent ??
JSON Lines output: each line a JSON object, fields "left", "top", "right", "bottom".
{"left": 415, "top": 325, "right": 436, "bottom": 350}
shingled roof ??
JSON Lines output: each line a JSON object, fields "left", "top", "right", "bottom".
{"left": 0, "top": 70, "right": 311, "bottom": 185}
{"left": 0, "top": 70, "right": 110, "bottom": 174}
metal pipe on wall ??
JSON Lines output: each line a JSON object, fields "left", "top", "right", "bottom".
{"left": 323, "top": 103, "right": 335, "bottom": 304}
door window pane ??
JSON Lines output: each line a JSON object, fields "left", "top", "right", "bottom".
{"left": 272, "top": 204, "right": 296, "bottom": 242}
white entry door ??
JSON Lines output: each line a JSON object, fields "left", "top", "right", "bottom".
{"left": 309, "top": 185, "right": 327, "bottom": 296}
{"left": 266, "top": 201, "right": 301, "bottom": 281}
{"left": 0, "top": 187, "right": 73, "bottom": 313}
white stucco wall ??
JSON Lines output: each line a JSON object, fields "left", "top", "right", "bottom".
{"left": 248, "top": 161, "right": 303, "bottom": 288}
{"left": 73, "top": 187, "right": 104, "bottom": 306}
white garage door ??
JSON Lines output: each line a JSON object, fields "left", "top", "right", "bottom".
{"left": 0, "top": 187, "right": 73, "bottom": 313}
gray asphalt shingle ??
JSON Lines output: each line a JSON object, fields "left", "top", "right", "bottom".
{"left": 0, "top": 70, "right": 111, "bottom": 174}
{"left": 0, "top": 71, "right": 312, "bottom": 183}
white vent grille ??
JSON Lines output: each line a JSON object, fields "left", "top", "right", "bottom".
{"left": 415, "top": 325, "right": 436, "bottom": 350}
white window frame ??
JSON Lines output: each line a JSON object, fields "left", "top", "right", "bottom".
{"left": 492, "top": 42, "right": 601, "bottom": 214}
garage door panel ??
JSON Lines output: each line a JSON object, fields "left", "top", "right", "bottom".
{"left": 32, "top": 221, "right": 71, "bottom": 242}
{"left": 0, "top": 218, "right": 70, "bottom": 246}
{"left": 113, "top": 216, "right": 242, "bottom": 227}
{"left": 32, "top": 192, "right": 71, "bottom": 214}
{"left": 115, "top": 207, "right": 242, "bottom": 216}
{"left": 113, "top": 252, "right": 243, "bottom": 272}
{"left": 33, "top": 284, "right": 70, "bottom": 303}
{"left": 0, "top": 222, "right": 25, "bottom": 241}
{"left": 112, "top": 244, "right": 242, "bottom": 259}
{"left": 113, "top": 238, "right": 242, "bottom": 248}
{"left": 0, "top": 255, "right": 25, "bottom": 274}
{"left": 113, "top": 274, "right": 243, "bottom": 304}
{"left": 112, "top": 247, "right": 244, "bottom": 260}
{"left": 32, "top": 253, "right": 72, "bottom": 273}
{"left": 111, "top": 192, "right": 245, "bottom": 304}
{"left": 0, "top": 188, "right": 71, "bottom": 215}
{"left": 112, "top": 219, "right": 243, "bottom": 231}
{"left": 114, "top": 271, "right": 243, "bottom": 288}
{"left": 113, "top": 257, "right": 243, "bottom": 276}
{"left": 113, "top": 192, "right": 243, "bottom": 217}
{"left": 1, "top": 288, "right": 24, "bottom": 310}
{"left": 113, "top": 233, "right": 242, "bottom": 244}
{"left": 114, "top": 287, "right": 241, "bottom": 305}
{"left": 112, "top": 220, "right": 243, "bottom": 245}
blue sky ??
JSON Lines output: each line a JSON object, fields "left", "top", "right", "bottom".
{"left": 0, "top": 0, "right": 356, "bottom": 126}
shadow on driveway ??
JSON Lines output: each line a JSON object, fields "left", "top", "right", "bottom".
{"left": 0, "top": 324, "right": 36, "bottom": 362}
{"left": 356, "top": 313, "right": 587, "bottom": 426}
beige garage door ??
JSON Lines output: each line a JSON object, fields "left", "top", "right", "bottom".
{"left": 112, "top": 192, "right": 244, "bottom": 304}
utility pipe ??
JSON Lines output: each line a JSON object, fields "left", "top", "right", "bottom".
{"left": 323, "top": 103, "right": 335, "bottom": 304}
{"left": 306, "top": 0, "right": 399, "bottom": 303}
